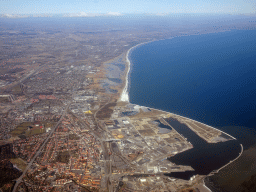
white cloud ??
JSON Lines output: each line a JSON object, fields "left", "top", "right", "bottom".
{"left": 0, "top": 12, "right": 126, "bottom": 19}
{"left": 106, "top": 12, "right": 122, "bottom": 16}
{"left": 64, "top": 12, "right": 91, "bottom": 17}
{"left": 2, "top": 14, "right": 29, "bottom": 18}
{"left": 78, "top": 11, "right": 88, "bottom": 17}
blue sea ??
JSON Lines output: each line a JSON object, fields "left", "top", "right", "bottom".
{"left": 129, "top": 30, "right": 256, "bottom": 182}
{"left": 129, "top": 30, "right": 256, "bottom": 131}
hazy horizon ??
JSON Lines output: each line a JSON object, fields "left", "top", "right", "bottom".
{"left": 1, "top": 0, "right": 255, "bottom": 16}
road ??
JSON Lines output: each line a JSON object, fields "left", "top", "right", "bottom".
{"left": 92, "top": 97, "right": 115, "bottom": 192}
{"left": 70, "top": 99, "right": 113, "bottom": 191}
{"left": 12, "top": 103, "right": 70, "bottom": 192}
{"left": 0, "top": 64, "right": 47, "bottom": 95}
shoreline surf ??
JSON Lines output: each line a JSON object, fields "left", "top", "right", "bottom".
{"left": 119, "top": 40, "right": 154, "bottom": 102}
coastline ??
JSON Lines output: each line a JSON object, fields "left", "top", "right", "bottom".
{"left": 129, "top": 103, "right": 243, "bottom": 192}
{"left": 119, "top": 46, "right": 131, "bottom": 102}
{"left": 119, "top": 40, "right": 155, "bottom": 102}
{"left": 130, "top": 102, "right": 238, "bottom": 141}
{"left": 119, "top": 35, "right": 189, "bottom": 102}
{"left": 119, "top": 36, "right": 240, "bottom": 141}
{"left": 119, "top": 32, "right": 247, "bottom": 141}
{"left": 118, "top": 37, "right": 244, "bottom": 191}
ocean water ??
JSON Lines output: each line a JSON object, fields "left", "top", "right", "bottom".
{"left": 129, "top": 30, "right": 256, "bottom": 132}
{"left": 129, "top": 29, "right": 256, "bottom": 182}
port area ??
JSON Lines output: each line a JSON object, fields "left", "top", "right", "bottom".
{"left": 97, "top": 102, "right": 234, "bottom": 191}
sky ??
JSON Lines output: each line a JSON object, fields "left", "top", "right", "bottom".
{"left": 0, "top": 0, "right": 255, "bottom": 15}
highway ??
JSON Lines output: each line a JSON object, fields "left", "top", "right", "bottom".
{"left": 92, "top": 97, "right": 114, "bottom": 192}
{"left": 0, "top": 64, "right": 47, "bottom": 95}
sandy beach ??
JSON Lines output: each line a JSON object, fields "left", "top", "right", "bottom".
{"left": 119, "top": 41, "right": 154, "bottom": 102}
{"left": 119, "top": 46, "right": 132, "bottom": 102}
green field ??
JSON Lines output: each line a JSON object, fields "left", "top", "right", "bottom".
{"left": 9, "top": 158, "right": 27, "bottom": 171}
{"left": 11, "top": 85, "right": 23, "bottom": 95}
{"left": 69, "top": 134, "right": 80, "bottom": 140}
{"left": 11, "top": 122, "right": 47, "bottom": 137}
{"left": 11, "top": 122, "right": 32, "bottom": 136}
{"left": 56, "top": 151, "right": 70, "bottom": 164}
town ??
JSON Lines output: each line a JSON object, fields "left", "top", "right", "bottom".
{"left": 0, "top": 16, "right": 251, "bottom": 192}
